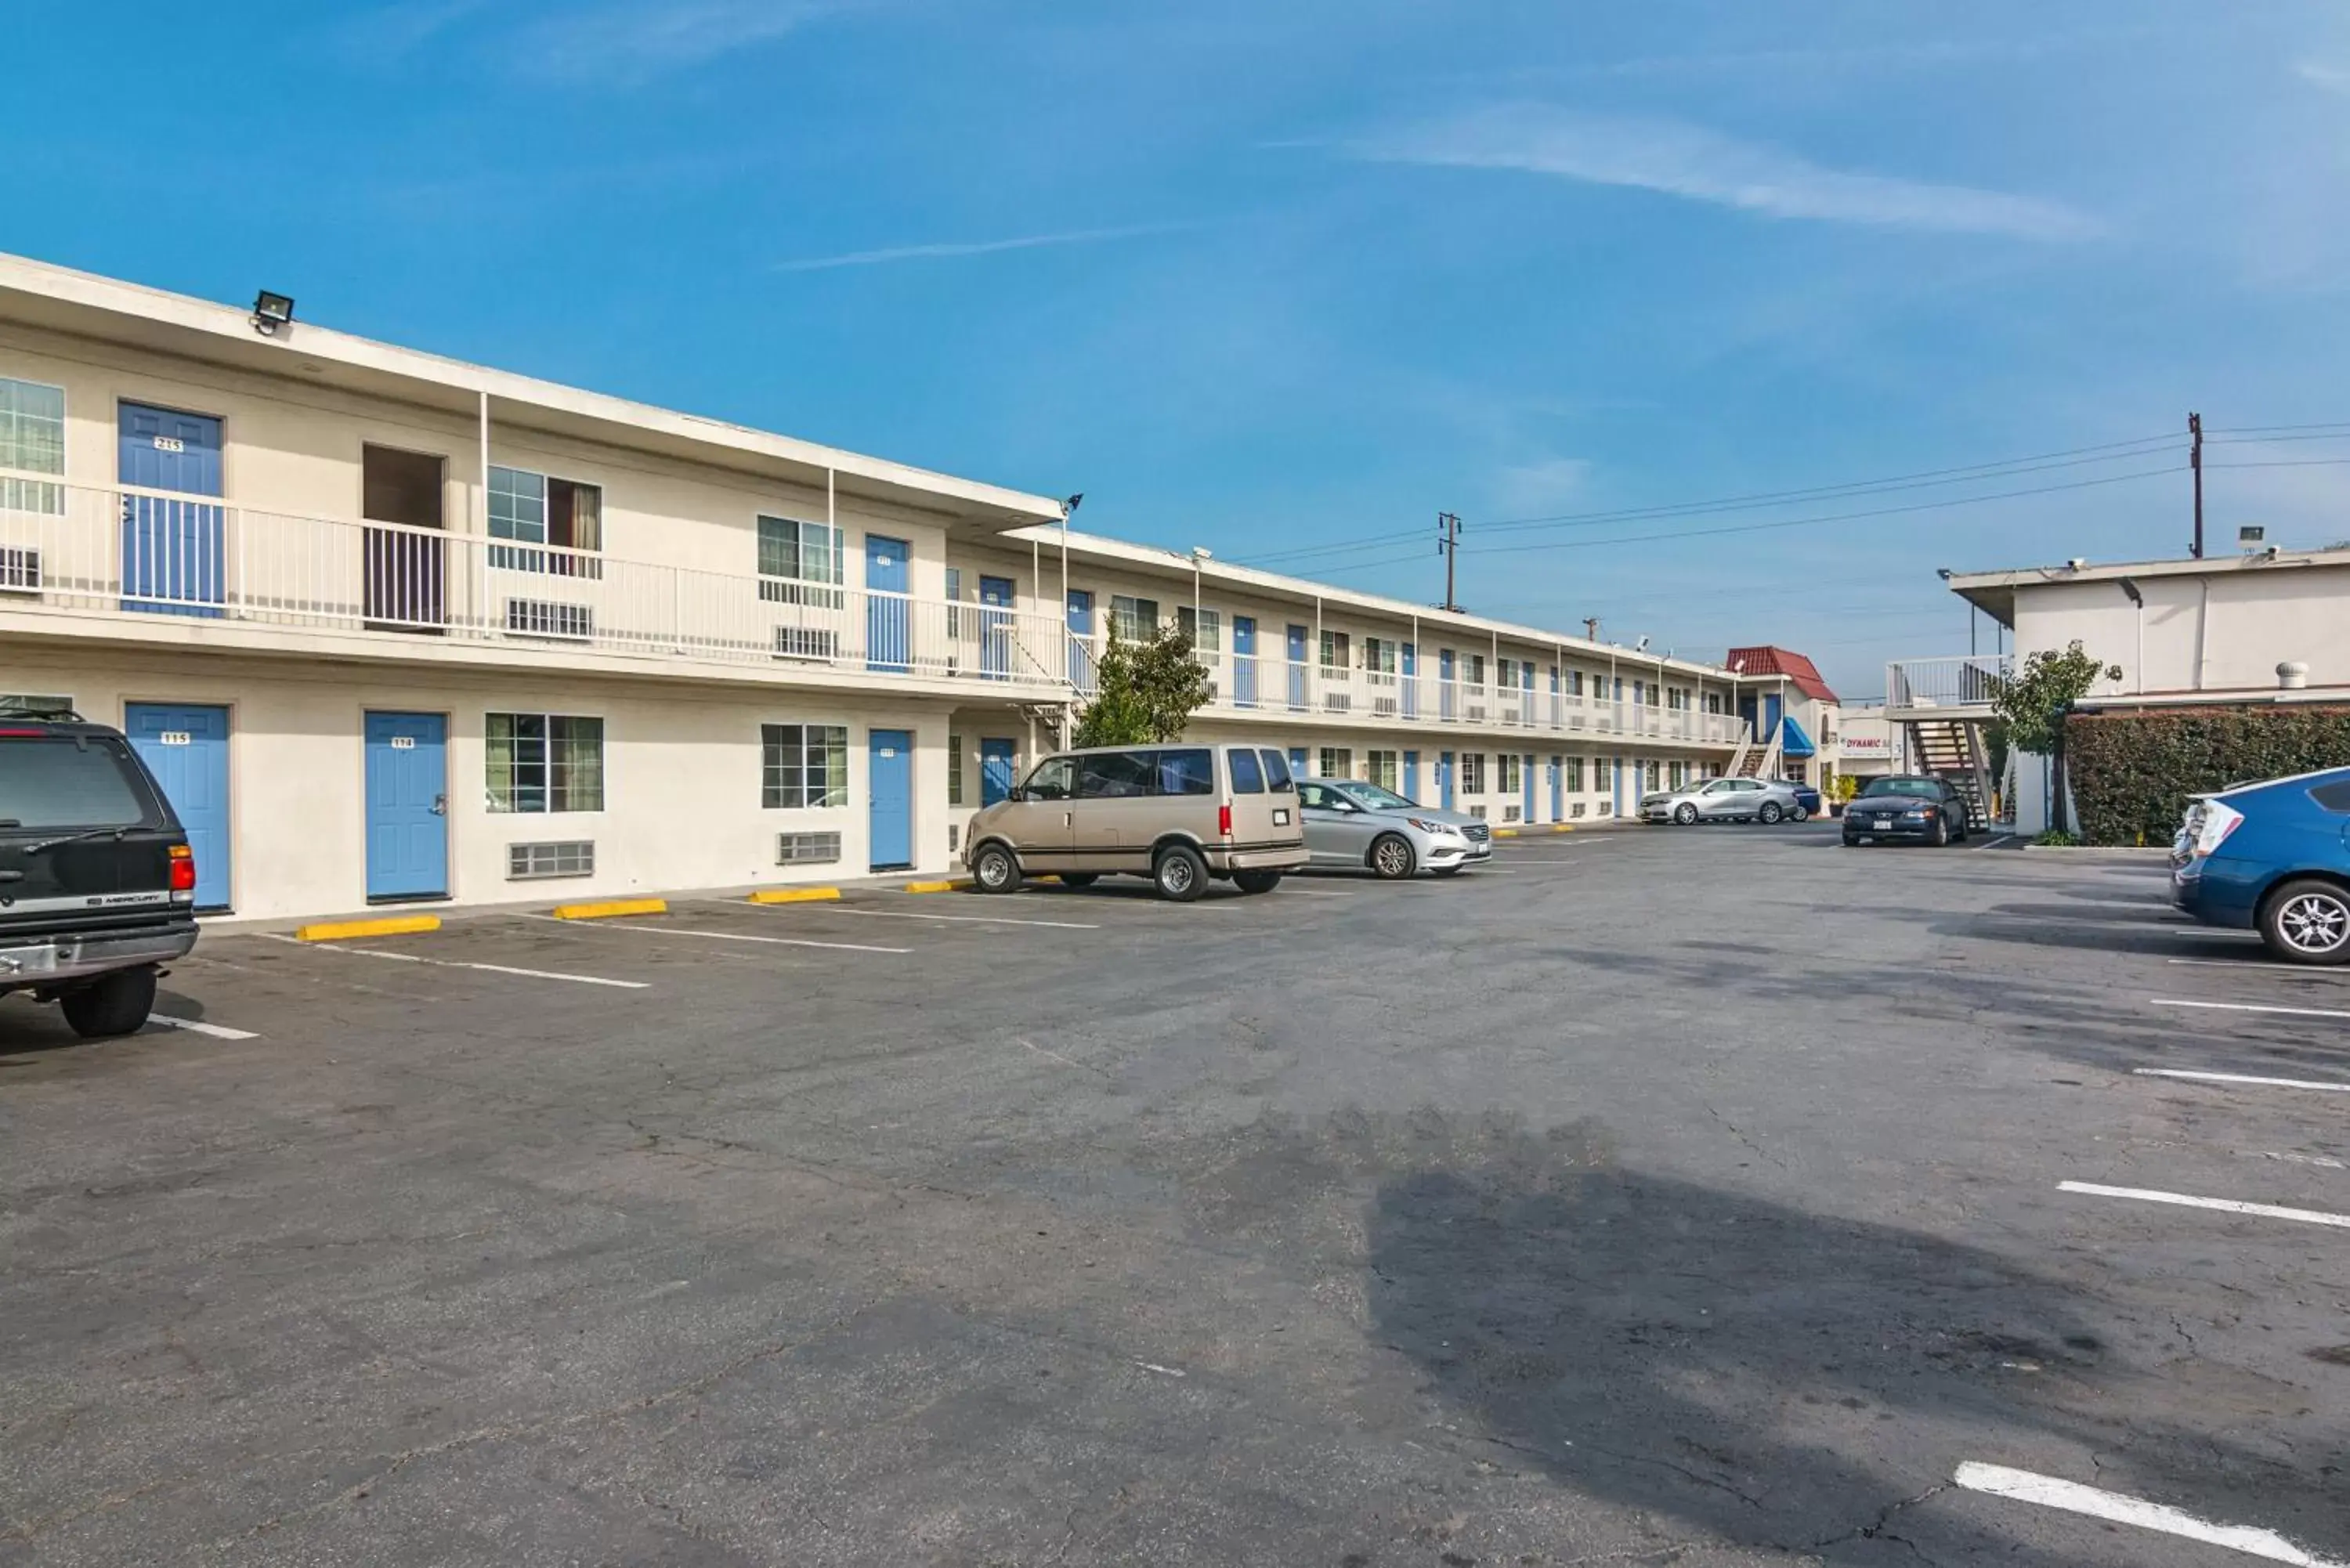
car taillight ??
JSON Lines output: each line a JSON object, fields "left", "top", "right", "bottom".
{"left": 1218, "top": 804, "right": 1232, "bottom": 837}
{"left": 168, "top": 843, "right": 197, "bottom": 893}
{"left": 2192, "top": 800, "right": 2244, "bottom": 858}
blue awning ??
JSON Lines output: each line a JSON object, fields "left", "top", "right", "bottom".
{"left": 1779, "top": 714, "right": 1817, "bottom": 758}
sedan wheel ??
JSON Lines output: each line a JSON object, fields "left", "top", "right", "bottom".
{"left": 1757, "top": 802, "right": 1784, "bottom": 826}
{"left": 1673, "top": 803, "right": 1698, "bottom": 826}
{"left": 1369, "top": 833, "right": 1417, "bottom": 880}
{"left": 2262, "top": 880, "right": 2350, "bottom": 964}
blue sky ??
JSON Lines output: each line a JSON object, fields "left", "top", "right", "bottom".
{"left": 12, "top": 1, "right": 2350, "bottom": 695}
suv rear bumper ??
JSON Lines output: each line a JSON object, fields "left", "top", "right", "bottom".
{"left": 0, "top": 919, "right": 198, "bottom": 989}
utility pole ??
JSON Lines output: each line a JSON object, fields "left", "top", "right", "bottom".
{"left": 2189, "top": 411, "right": 2204, "bottom": 558}
{"left": 1437, "top": 511, "right": 1462, "bottom": 612}
{"left": 1582, "top": 616, "right": 1601, "bottom": 643}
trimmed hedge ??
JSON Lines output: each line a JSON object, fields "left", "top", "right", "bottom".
{"left": 2065, "top": 704, "right": 2350, "bottom": 846}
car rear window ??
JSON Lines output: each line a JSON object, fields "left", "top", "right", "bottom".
{"left": 2311, "top": 780, "right": 2350, "bottom": 813}
{"left": 1157, "top": 749, "right": 1215, "bottom": 797}
{"left": 1227, "top": 748, "right": 1265, "bottom": 794}
{"left": 0, "top": 736, "right": 157, "bottom": 831}
{"left": 1259, "top": 749, "right": 1294, "bottom": 793}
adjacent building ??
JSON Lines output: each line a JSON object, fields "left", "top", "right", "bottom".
{"left": 1, "top": 251, "right": 1811, "bottom": 921}
{"left": 1892, "top": 544, "right": 2350, "bottom": 833}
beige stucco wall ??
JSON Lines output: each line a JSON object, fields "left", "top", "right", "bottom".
{"left": 7, "top": 649, "right": 963, "bottom": 923}
{"left": 2010, "top": 563, "right": 2350, "bottom": 698}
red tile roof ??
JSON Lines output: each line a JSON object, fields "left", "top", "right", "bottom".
{"left": 1725, "top": 645, "right": 1838, "bottom": 704}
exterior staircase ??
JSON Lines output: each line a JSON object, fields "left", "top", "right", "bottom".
{"left": 1723, "top": 724, "right": 1783, "bottom": 780}
{"left": 1906, "top": 717, "right": 1995, "bottom": 830}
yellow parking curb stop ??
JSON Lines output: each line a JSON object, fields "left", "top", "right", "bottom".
{"left": 749, "top": 887, "right": 842, "bottom": 905}
{"left": 295, "top": 914, "right": 440, "bottom": 943}
{"left": 552, "top": 898, "right": 668, "bottom": 920}
{"left": 902, "top": 879, "right": 973, "bottom": 894}
{"left": 1493, "top": 828, "right": 1519, "bottom": 838}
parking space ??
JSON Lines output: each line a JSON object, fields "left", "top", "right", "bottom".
{"left": 2, "top": 824, "right": 2342, "bottom": 1567}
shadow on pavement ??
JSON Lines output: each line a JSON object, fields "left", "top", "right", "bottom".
{"left": 1364, "top": 1135, "right": 2345, "bottom": 1564}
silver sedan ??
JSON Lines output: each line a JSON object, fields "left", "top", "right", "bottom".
{"left": 1297, "top": 779, "right": 1493, "bottom": 878}
{"left": 1640, "top": 776, "right": 1808, "bottom": 826}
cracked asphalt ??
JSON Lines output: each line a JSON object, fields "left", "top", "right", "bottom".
{"left": 2, "top": 826, "right": 2344, "bottom": 1566}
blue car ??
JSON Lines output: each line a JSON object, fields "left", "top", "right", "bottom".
{"left": 2171, "top": 766, "right": 2350, "bottom": 964}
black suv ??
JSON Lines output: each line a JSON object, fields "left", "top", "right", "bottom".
{"left": 0, "top": 710, "right": 201, "bottom": 1037}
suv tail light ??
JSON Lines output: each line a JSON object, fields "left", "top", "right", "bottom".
{"left": 168, "top": 842, "right": 197, "bottom": 895}
{"left": 1218, "top": 804, "right": 1232, "bottom": 837}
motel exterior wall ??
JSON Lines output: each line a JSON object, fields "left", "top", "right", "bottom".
{"left": 1, "top": 251, "right": 1777, "bottom": 923}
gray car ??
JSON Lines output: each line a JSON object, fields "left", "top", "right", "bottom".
{"left": 1639, "top": 775, "right": 1808, "bottom": 826}
{"left": 1297, "top": 778, "right": 1493, "bottom": 878}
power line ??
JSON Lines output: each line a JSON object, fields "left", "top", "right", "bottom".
{"left": 1232, "top": 430, "right": 2182, "bottom": 569}
{"left": 2204, "top": 420, "right": 2350, "bottom": 435}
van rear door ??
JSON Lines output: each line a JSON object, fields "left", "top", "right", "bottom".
{"left": 1224, "top": 746, "right": 1303, "bottom": 852}
{"left": 0, "top": 732, "right": 184, "bottom": 938}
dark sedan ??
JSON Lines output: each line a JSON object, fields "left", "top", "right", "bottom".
{"left": 1841, "top": 775, "right": 1970, "bottom": 846}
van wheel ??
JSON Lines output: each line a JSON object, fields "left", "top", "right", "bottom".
{"left": 1152, "top": 844, "right": 1207, "bottom": 902}
{"left": 971, "top": 843, "right": 1024, "bottom": 894}
{"left": 1057, "top": 873, "right": 1099, "bottom": 889}
{"left": 1368, "top": 833, "right": 1417, "bottom": 880}
{"left": 60, "top": 966, "right": 158, "bottom": 1039}
{"left": 1233, "top": 869, "right": 1282, "bottom": 895}
{"left": 2260, "top": 879, "right": 2350, "bottom": 964}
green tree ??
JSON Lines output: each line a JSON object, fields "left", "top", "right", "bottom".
{"left": 1992, "top": 641, "right": 2122, "bottom": 837}
{"left": 1071, "top": 621, "right": 1213, "bottom": 746}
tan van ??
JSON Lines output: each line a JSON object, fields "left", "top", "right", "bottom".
{"left": 961, "top": 743, "right": 1309, "bottom": 901}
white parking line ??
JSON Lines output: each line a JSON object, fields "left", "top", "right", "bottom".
{"left": 2166, "top": 957, "right": 2350, "bottom": 977}
{"left": 2058, "top": 1180, "right": 2350, "bottom": 1229}
{"left": 780, "top": 905, "right": 1098, "bottom": 931}
{"left": 2136, "top": 1068, "right": 2350, "bottom": 1094}
{"left": 2152, "top": 996, "right": 2350, "bottom": 1021}
{"left": 261, "top": 932, "right": 649, "bottom": 988}
{"left": 522, "top": 914, "right": 911, "bottom": 954}
{"left": 1953, "top": 1461, "right": 2346, "bottom": 1566}
{"left": 146, "top": 1014, "right": 258, "bottom": 1040}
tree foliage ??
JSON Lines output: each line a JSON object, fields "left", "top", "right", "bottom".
{"left": 1991, "top": 640, "right": 2121, "bottom": 836}
{"left": 1071, "top": 622, "right": 1213, "bottom": 747}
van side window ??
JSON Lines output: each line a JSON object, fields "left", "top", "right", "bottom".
{"left": 1158, "top": 748, "right": 1215, "bottom": 796}
{"left": 1260, "top": 749, "right": 1294, "bottom": 793}
{"left": 1078, "top": 751, "right": 1155, "bottom": 799}
{"left": 1227, "top": 748, "right": 1266, "bottom": 794}
{"left": 1025, "top": 757, "right": 1076, "bottom": 800}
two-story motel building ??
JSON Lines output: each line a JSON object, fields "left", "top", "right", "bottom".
{"left": 0, "top": 253, "right": 1795, "bottom": 922}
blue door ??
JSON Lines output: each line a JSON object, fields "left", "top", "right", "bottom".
{"left": 1439, "top": 751, "right": 1455, "bottom": 810}
{"left": 1401, "top": 644, "right": 1419, "bottom": 717}
{"left": 865, "top": 535, "right": 911, "bottom": 673}
{"left": 979, "top": 575, "right": 1015, "bottom": 680}
{"left": 980, "top": 738, "right": 1018, "bottom": 806}
{"left": 1403, "top": 750, "right": 1420, "bottom": 803}
{"left": 1522, "top": 753, "right": 1537, "bottom": 824}
{"left": 1549, "top": 756, "right": 1564, "bottom": 822}
{"left": 364, "top": 711, "right": 448, "bottom": 901}
{"left": 1066, "top": 589, "right": 1095, "bottom": 689}
{"left": 119, "top": 404, "right": 226, "bottom": 617}
{"left": 1439, "top": 649, "right": 1456, "bottom": 719}
{"left": 1762, "top": 693, "right": 1784, "bottom": 748}
{"left": 125, "top": 703, "right": 231, "bottom": 910}
{"left": 1231, "top": 616, "right": 1257, "bottom": 707}
{"left": 869, "top": 730, "right": 913, "bottom": 870}
{"left": 1285, "top": 625, "right": 1310, "bottom": 710}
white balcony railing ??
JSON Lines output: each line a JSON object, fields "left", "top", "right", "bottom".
{"left": 1886, "top": 655, "right": 2012, "bottom": 712}
{"left": 0, "top": 477, "right": 1069, "bottom": 687}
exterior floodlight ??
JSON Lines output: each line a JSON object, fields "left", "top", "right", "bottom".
{"left": 251, "top": 291, "right": 295, "bottom": 336}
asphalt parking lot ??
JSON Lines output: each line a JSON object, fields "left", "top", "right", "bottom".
{"left": 2, "top": 824, "right": 2344, "bottom": 1568}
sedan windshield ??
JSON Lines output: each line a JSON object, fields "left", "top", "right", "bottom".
{"left": 1337, "top": 782, "right": 1415, "bottom": 811}
{"left": 1859, "top": 779, "right": 1943, "bottom": 800}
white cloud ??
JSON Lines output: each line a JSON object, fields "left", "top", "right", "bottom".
{"left": 1490, "top": 457, "right": 1593, "bottom": 517}
{"left": 1361, "top": 106, "right": 2102, "bottom": 242}
{"left": 516, "top": 1, "right": 831, "bottom": 81}
{"left": 775, "top": 223, "right": 1183, "bottom": 272}
{"left": 2296, "top": 60, "right": 2350, "bottom": 95}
